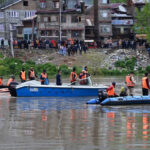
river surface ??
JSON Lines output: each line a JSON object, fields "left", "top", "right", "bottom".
{"left": 0, "top": 76, "right": 150, "bottom": 150}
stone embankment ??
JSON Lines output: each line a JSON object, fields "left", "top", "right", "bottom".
{"left": 1, "top": 48, "right": 150, "bottom": 69}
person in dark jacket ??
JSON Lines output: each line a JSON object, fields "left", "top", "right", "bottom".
{"left": 56, "top": 70, "right": 62, "bottom": 85}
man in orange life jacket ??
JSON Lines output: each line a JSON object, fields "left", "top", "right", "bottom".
{"left": 7, "top": 76, "right": 15, "bottom": 86}
{"left": 106, "top": 82, "right": 118, "bottom": 97}
{"left": 125, "top": 72, "right": 136, "bottom": 96}
{"left": 0, "top": 77, "right": 3, "bottom": 86}
{"left": 20, "top": 68, "right": 26, "bottom": 83}
{"left": 70, "top": 67, "right": 77, "bottom": 85}
{"left": 40, "top": 69, "right": 48, "bottom": 85}
{"left": 28, "top": 67, "right": 37, "bottom": 80}
{"left": 142, "top": 72, "right": 150, "bottom": 96}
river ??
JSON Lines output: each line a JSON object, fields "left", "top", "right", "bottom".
{"left": 0, "top": 76, "right": 150, "bottom": 150}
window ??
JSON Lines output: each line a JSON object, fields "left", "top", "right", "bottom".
{"left": 53, "top": 1, "right": 59, "bottom": 8}
{"left": 18, "top": 28, "right": 22, "bottom": 34}
{"left": 71, "top": 30, "right": 81, "bottom": 37}
{"left": 8, "top": 11, "right": 19, "bottom": 17}
{"left": 44, "top": 17, "right": 48, "bottom": 22}
{"left": 24, "top": 11, "right": 35, "bottom": 18}
{"left": 61, "top": 16, "right": 66, "bottom": 23}
{"left": 102, "top": 0, "right": 109, "bottom": 4}
{"left": 100, "top": 10, "right": 108, "bottom": 18}
{"left": 40, "top": 1, "right": 46, "bottom": 8}
{"left": 0, "top": 12, "right": 4, "bottom": 18}
{"left": 62, "top": 30, "right": 66, "bottom": 36}
{"left": 101, "top": 25, "right": 111, "bottom": 33}
{"left": 0, "top": 24, "right": 4, "bottom": 31}
{"left": 23, "top": 1, "right": 28, "bottom": 6}
{"left": 72, "top": 16, "right": 81, "bottom": 23}
{"left": 41, "top": 30, "right": 52, "bottom": 36}
{"left": 51, "top": 16, "right": 58, "bottom": 22}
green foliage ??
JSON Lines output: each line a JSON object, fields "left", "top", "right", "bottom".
{"left": 59, "top": 64, "right": 71, "bottom": 76}
{"left": 146, "top": 66, "right": 150, "bottom": 73}
{"left": 115, "top": 57, "right": 137, "bottom": 71}
{"left": 111, "top": 0, "right": 126, "bottom": 3}
{"left": 134, "top": 2, "right": 150, "bottom": 43}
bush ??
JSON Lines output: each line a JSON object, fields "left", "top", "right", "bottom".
{"left": 146, "top": 66, "right": 150, "bottom": 73}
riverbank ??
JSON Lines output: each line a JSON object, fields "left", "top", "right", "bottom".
{"left": 0, "top": 48, "right": 150, "bottom": 77}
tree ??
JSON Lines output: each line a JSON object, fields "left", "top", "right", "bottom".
{"left": 134, "top": 2, "right": 150, "bottom": 42}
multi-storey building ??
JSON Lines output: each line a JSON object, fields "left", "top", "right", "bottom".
{"left": 0, "top": 0, "right": 36, "bottom": 40}
{"left": 94, "top": 0, "right": 112, "bottom": 43}
{"left": 36, "top": 0, "right": 85, "bottom": 40}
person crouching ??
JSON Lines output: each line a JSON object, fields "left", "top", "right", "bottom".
{"left": 107, "top": 82, "right": 118, "bottom": 97}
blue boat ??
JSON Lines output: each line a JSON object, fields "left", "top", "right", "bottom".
{"left": 87, "top": 96, "right": 150, "bottom": 106}
{"left": 9, "top": 80, "right": 106, "bottom": 97}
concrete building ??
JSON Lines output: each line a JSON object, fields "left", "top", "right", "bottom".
{"left": 36, "top": 0, "right": 85, "bottom": 40}
{"left": 94, "top": 0, "right": 112, "bottom": 43}
{"left": 111, "top": 3, "right": 134, "bottom": 39}
{"left": 0, "top": 0, "right": 36, "bottom": 40}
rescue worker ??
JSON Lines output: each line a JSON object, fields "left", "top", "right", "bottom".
{"left": 0, "top": 77, "right": 3, "bottom": 86}
{"left": 20, "top": 68, "right": 26, "bottom": 83}
{"left": 142, "top": 72, "right": 150, "bottom": 96}
{"left": 106, "top": 82, "right": 118, "bottom": 97}
{"left": 28, "top": 67, "right": 37, "bottom": 80}
{"left": 119, "top": 86, "right": 128, "bottom": 96}
{"left": 40, "top": 69, "right": 48, "bottom": 85}
{"left": 125, "top": 72, "right": 136, "bottom": 96}
{"left": 7, "top": 76, "right": 15, "bottom": 86}
{"left": 70, "top": 67, "right": 77, "bottom": 85}
{"left": 79, "top": 70, "right": 86, "bottom": 85}
{"left": 56, "top": 69, "right": 62, "bottom": 85}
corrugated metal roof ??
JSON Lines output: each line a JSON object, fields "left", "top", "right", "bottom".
{"left": 0, "top": 0, "right": 21, "bottom": 9}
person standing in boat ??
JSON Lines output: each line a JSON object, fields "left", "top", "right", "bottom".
{"left": 142, "top": 72, "right": 150, "bottom": 96}
{"left": 125, "top": 72, "right": 136, "bottom": 96}
{"left": 56, "top": 69, "right": 62, "bottom": 85}
{"left": 28, "top": 67, "right": 37, "bottom": 80}
{"left": 20, "top": 68, "right": 26, "bottom": 83}
{"left": 7, "top": 76, "right": 15, "bottom": 86}
{"left": 106, "top": 82, "right": 118, "bottom": 97}
{"left": 40, "top": 69, "right": 48, "bottom": 85}
{"left": 0, "top": 77, "right": 3, "bottom": 86}
{"left": 70, "top": 67, "right": 78, "bottom": 85}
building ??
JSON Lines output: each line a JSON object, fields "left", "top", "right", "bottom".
{"left": 36, "top": 0, "right": 85, "bottom": 40}
{"left": 0, "top": 0, "right": 36, "bottom": 40}
{"left": 111, "top": 3, "right": 134, "bottom": 39}
{"left": 94, "top": 0, "right": 112, "bottom": 43}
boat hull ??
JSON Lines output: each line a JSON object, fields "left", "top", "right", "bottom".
{"left": 16, "top": 86, "right": 106, "bottom": 97}
{"left": 101, "top": 96, "right": 150, "bottom": 106}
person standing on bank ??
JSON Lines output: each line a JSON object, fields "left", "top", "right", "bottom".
{"left": 20, "top": 68, "right": 26, "bottom": 83}
{"left": 126, "top": 72, "right": 136, "bottom": 96}
{"left": 56, "top": 69, "right": 62, "bottom": 85}
{"left": 142, "top": 72, "right": 150, "bottom": 96}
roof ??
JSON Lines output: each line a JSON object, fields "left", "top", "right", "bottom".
{"left": 0, "top": 0, "right": 22, "bottom": 9}
{"left": 132, "top": 0, "right": 149, "bottom": 3}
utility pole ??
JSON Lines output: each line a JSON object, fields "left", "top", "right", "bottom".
{"left": 59, "top": 0, "right": 62, "bottom": 42}
{"left": 9, "top": 24, "right": 14, "bottom": 58}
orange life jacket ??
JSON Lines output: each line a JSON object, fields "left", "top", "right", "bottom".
{"left": 142, "top": 77, "right": 149, "bottom": 89}
{"left": 41, "top": 73, "right": 47, "bottom": 81}
{"left": 0, "top": 78, "right": 3, "bottom": 86}
{"left": 7, "top": 78, "right": 13, "bottom": 86}
{"left": 70, "top": 72, "right": 77, "bottom": 83}
{"left": 107, "top": 85, "right": 115, "bottom": 96}
{"left": 126, "top": 75, "right": 135, "bottom": 87}
{"left": 21, "top": 71, "right": 26, "bottom": 80}
{"left": 30, "top": 71, "right": 35, "bottom": 78}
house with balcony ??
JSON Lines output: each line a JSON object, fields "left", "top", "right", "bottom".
{"left": 36, "top": 0, "right": 85, "bottom": 40}
{"left": 111, "top": 3, "right": 134, "bottom": 39}
{"left": 0, "top": 0, "right": 37, "bottom": 40}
